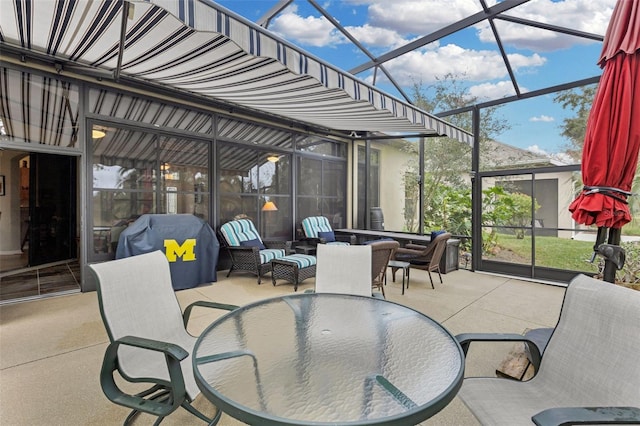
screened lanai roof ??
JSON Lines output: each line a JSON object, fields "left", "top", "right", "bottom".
{"left": 244, "top": 0, "right": 608, "bottom": 108}
{"left": 0, "top": 0, "right": 473, "bottom": 144}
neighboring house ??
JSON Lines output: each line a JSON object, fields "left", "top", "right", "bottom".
{"left": 357, "top": 135, "right": 577, "bottom": 238}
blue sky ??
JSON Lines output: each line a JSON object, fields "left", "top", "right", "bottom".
{"left": 215, "top": 0, "right": 617, "bottom": 161}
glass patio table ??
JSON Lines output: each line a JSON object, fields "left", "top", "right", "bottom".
{"left": 193, "top": 293, "right": 464, "bottom": 426}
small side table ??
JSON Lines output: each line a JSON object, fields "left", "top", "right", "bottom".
{"left": 387, "top": 260, "right": 410, "bottom": 294}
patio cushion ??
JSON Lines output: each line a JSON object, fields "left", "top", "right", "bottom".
{"left": 259, "top": 249, "right": 286, "bottom": 264}
{"left": 302, "top": 216, "right": 333, "bottom": 238}
{"left": 240, "top": 238, "right": 266, "bottom": 249}
{"left": 430, "top": 229, "right": 446, "bottom": 241}
{"left": 220, "top": 218, "right": 262, "bottom": 247}
{"left": 278, "top": 254, "right": 317, "bottom": 268}
{"left": 317, "top": 230, "right": 335, "bottom": 242}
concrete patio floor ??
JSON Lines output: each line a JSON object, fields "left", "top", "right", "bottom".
{"left": 0, "top": 267, "right": 566, "bottom": 425}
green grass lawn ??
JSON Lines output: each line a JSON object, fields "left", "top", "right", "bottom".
{"left": 490, "top": 233, "right": 600, "bottom": 273}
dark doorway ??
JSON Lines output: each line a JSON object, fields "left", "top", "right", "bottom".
{"left": 28, "top": 153, "right": 77, "bottom": 266}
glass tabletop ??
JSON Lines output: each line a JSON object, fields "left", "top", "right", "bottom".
{"left": 193, "top": 293, "right": 464, "bottom": 426}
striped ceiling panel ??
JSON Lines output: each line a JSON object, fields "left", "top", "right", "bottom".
{"left": 0, "top": 68, "right": 80, "bottom": 147}
{"left": 217, "top": 116, "right": 292, "bottom": 148}
{"left": 0, "top": 0, "right": 473, "bottom": 145}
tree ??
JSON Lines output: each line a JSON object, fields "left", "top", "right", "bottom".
{"left": 555, "top": 85, "right": 640, "bottom": 230}
{"left": 401, "top": 74, "right": 510, "bottom": 232}
{"left": 553, "top": 85, "right": 597, "bottom": 161}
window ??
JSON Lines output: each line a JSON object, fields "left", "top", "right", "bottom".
{"left": 90, "top": 124, "right": 210, "bottom": 258}
{"left": 219, "top": 144, "right": 292, "bottom": 239}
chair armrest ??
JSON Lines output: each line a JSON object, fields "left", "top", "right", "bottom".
{"left": 100, "top": 335, "right": 188, "bottom": 416}
{"left": 183, "top": 300, "right": 239, "bottom": 328}
{"left": 532, "top": 406, "right": 640, "bottom": 426}
{"left": 395, "top": 247, "right": 426, "bottom": 257}
{"left": 227, "top": 245, "right": 259, "bottom": 253}
{"left": 296, "top": 237, "right": 321, "bottom": 247}
{"left": 455, "top": 333, "right": 541, "bottom": 368}
{"left": 334, "top": 234, "right": 356, "bottom": 244}
{"left": 405, "top": 243, "right": 428, "bottom": 250}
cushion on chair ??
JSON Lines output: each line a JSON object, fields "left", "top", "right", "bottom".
{"left": 277, "top": 254, "right": 317, "bottom": 268}
{"left": 220, "top": 219, "right": 263, "bottom": 247}
{"left": 259, "top": 249, "right": 286, "bottom": 264}
{"left": 240, "top": 238, "right": 266, "bottom": 249}
{"left": 318, "top": 231, "right": 336, "bottom": 242}
{"left": 430, "top": 229, "right": 446, "bottom": 241}
{"left": 302, "top": 216, "right": 333, "bottom": 238}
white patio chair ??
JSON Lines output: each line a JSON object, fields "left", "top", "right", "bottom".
{"left": 89, "top": 250, "right": 238, "bottom": 425}
{"left": 313, "top": 244, "right": 382, "bottom": 298}
{"left": 456, "top": 274, "right": 640, "bottom": 425}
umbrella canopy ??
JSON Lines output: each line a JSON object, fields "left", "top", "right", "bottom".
{"left": 569, "top": 0, "right": 640, "bottom": 229}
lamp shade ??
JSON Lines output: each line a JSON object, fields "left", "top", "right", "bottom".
{"left": 262, "top": 201, "right": 278, "bottom": 211}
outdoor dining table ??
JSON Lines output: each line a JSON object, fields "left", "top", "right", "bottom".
{"left": 193, "top": 293, "right": 465, "bottom": 425}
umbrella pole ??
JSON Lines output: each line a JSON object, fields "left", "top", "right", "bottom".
{"left": 602, "top": 227, "right": 622, "bottom": 283}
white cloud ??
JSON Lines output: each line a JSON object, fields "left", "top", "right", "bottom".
{"left": 528, "top": 144, "right": 549, "bottom": 155}
{"left": 382, "top": 44, "right": 545, "bottom": 84}
{"left": 365, "top": 0, "right": 486, "bottom": 35}
{"left": 468, "top": 81, "right": 524, "bottom": 100}
{"left": 476, "top": 0, "right": 616, "bottom": 51}
{"left": 551, "top": 152, "right": 574, "bottom": 165}
{"left": 269, "top": 7, "right": 346, "bottom": 47}
{"left": 345, "top": 24, "right": 407, "bottom": 48}
{"left": 527, "top": 145, "right": 574, "bottom": 165}
{"left": 530, "top": 115, "right": 555, "bottom": 122}
{"left": 269, "top": 1, "right": 615, "bottom": 53}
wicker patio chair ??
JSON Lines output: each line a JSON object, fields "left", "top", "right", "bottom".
{"left": 394, "top": 232, "right": 451, "bottom": 289}
{"left": 219, "top": 218, "right": 291, "bottom": 284}
{"left": 300, "top": 216, "right": 356, "bottom": 246}
{"left": 369, "top": 240, "right": 399, "bottom": 298}
{"left": 89, "top": 250, "right": 238, "bottom": 425}
{"left": 456, "top": 274, "right": 640, "bottom": 425}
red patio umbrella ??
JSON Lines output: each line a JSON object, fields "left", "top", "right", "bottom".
{"left": 568, "top": 0, "right": 640, "bottom": 282}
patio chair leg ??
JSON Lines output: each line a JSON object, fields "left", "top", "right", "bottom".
{"left": 427, "top": 271, "right": 435, "bottom": 289}
{"left": 437, "top": 269, "right": 443, "bottom": 284}
{"left": 181, "top": 400, "right": 222, "bottom": 425}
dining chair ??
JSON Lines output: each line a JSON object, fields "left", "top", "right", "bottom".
{"left": 89, "top": 250, "right": 238, "bottom": 425}
{"left": 369, "top": 240, "right": 400, "bottom": 298}
{"left": 394, "top": 232, "right": 452, "bottom": 288}
{"left": 456, "top": 274, "right": 640, "bottom": 425}
{"left": 314, "top": 244, "right": 382, "bottom": 298}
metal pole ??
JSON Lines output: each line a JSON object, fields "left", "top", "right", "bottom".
{"left": 602, "top": 227, "right": 621, "bottom": 283}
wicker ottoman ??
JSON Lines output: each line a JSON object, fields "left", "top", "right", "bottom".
{"left": 271, "top": 254, "right": 317, "bottom": 291}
